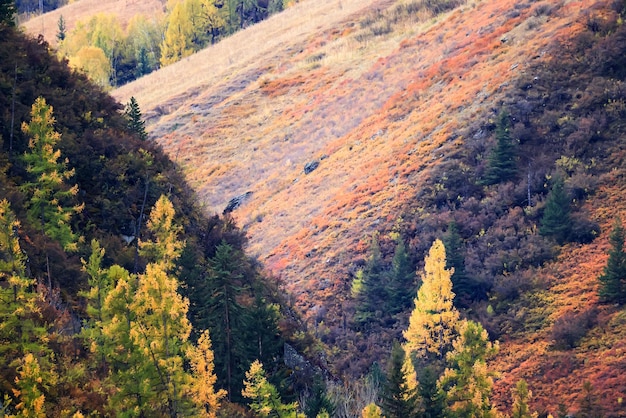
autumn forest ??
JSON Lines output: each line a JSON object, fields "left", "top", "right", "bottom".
{"left": 3, "top": 0, "right": 626, "bottom": 416}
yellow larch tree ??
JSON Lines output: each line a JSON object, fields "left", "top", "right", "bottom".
{"left": 186, "top": 329, "right": 226, "bottom": 417}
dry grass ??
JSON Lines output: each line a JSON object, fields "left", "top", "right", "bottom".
{"left": 21, "top": 0, "right": 165, "bottom": 46}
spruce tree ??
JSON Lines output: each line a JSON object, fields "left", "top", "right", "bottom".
{"left": 598, "top": 217, "right": 626, "bottom": 304}
{"left": 125, "top": 96, "right": 148, "bottom": 141}
{"left": 379, "top": 342, "right": 417, "bottom": 418}
{"left": 56, "top": 15, "right": 66, "bottom": 42}
{"left": 443, "top": 222, "right": 475, "bottom": 305}
{"left": 539, "top": 176, "right": 572, "bottom": 244}
{"left": 481, "top": 111, "right": 517, "bottom": 185}
{"left": 510, "top": 379, "right": 537, "bottom": 418}
{"left": 353, "top": 233, "right": 386, "bottom": 328}
{"left": 385, "top": 238, "right": 415, "bottom": 315}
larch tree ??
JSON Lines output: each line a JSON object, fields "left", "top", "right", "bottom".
{"left": 402, "top": 239, "right": 460, "bottom": 363}
{"left": 0, "top": 200, "right": 53, "bottom": 414}
{"left": 510, "top": 379, "right": 537, "bottom": 418}
{"left": 598, "top": 217, "right": 626, "bottom": 304}
{"left": 131, "top": 194, "right": 193, "bottom": 415}
{"left": 242, "top": 360, "right": 303, "bottom": 418}
{"left": 438, "top": 320, "right": 499, "bottom": 418}
{"left": 21, "top": 97, "right": 83, "bottom": 253}
{"left": 160, "top": 1, "right": 195, "bottom": 66}
{"left": 186, "top": 329, "right": 226, "bottom": 418}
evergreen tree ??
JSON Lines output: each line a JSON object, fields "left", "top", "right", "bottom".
{"left": 353, "top": 233, "right": 386, "bottom": 328}
{"left": 242, "top": 360, "right": 303, "bottom": 418}
{"left": 598, "top": 217, "right": 626, "bottom": 303}
{"left": 124, "top": 96, "right": 148, "bottom": 141}
{"left": 415, "top": 363, "right": 446, "bottom": 418}
{"left": 202, "top": 241, "right": 252, "bottom": 401}
{"left": 439, "top": 320, "right": 499, "bottom": 418}
{"left": 385, "top": 238, "right": 415, "bottom": 315}
{"left": 539, "top": 176, "right": 572, "bottom": 244}
{"left": 0, "top": 0, "right": 15, "bottom": 27}
{"left": 56, "top": 15, "right": 66, "bottom": 42}
{"left": 21, "top": 97, "right": 83, "bottom": 252}
{"left": 443, "top": 222, "right": 475, "bottom": 305}
{"left": 481, "top": 111, "right": 517, "bottom": 185}
{"left": 379, "top": 342, "right": 417, "bottom": 418}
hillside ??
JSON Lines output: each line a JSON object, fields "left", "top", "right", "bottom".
{"left": 109, "top": 0, "right": 626, "bottom": 414}
{"left": 21, "top": 0, "right": 164, "bottom": 47}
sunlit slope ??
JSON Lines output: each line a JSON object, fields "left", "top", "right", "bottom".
{"left": 114, "top": 0, "right": 595, "bottom": 299}
{"left": 118, "top": 0, "right": 625, "bottom": 412}
{"left": 22, "top": 0, "right": 164, "bottom": 46}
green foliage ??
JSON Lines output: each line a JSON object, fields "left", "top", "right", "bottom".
{"left": 379, "top": 342, "right": 417, "bottom": 418}
{"left": 415, "top": 363, "right": 446, "bottom": 418}
{"left": 242, "top": 360, "right": 304, "bottom": 418}
{"left": 56, "top": 15, "right": 66, "bottom": 42}
{"left": 598, "top": 217, "right": 626, "bottom": 303}
{"left": 510, "top": 380, "right": 537, "bottom": 418}
{"left": 540, "top": 176, "right": 572, "bottom": 244}
{"left": 577, "top": 381, "right": 603, "bottom": 418}
{"left": 385, "top": 238, "right": 416, "bottom": 315}
{"left": 353, "top": 233, "right": 387, "bottom": 328}
{"left": 439, "top": 320, "right": 498, "bottom": 418}
{"left": 21, "top": 97, "right": 83, "bottom": 252}
{"left": 481, "top": 111, "right": 517, "bottom": 186}
{"left": 443, "top": 222, "right": 477, "bottom": 306}
{"left": 124, "top": 97, "right": 148, "bottom": 141}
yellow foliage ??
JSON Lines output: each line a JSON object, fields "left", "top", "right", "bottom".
{"left": 403, "top": 239, "right": 460, "bottom": 361}
{"left": 69, "top": 46, "right": 111, "bottom": 88}
{"left": 187, "top": 330, "right": 227, "bottom": 417}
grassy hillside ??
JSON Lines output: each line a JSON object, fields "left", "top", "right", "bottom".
{"left": 21, "top": 0, "right": 164, "bottom": 47}
{"left": 110, "top": 0, "right": 626, "bottom": 414}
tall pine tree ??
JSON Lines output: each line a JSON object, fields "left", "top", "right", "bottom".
{"left": 124, "top": 97, "right": 148, "bottom": 141}
{"left": 379, "top": 342, "right": 417, "bottom": 418}
{"left": 598, "top": 217, "right": 626, "bottom": 303}
{"left": 539, "top": 176, "right": 572, "bottom": 244}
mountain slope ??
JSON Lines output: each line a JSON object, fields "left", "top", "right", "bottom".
{"left": 111, "top": 0, "right": 626, "bottom": 414}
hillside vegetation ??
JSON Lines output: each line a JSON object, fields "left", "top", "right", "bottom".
{"left": 111, "top": 0, "right": 626, "bottom": 414}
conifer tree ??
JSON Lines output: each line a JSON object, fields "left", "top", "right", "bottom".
{"left": 439, "top": 320, "right": 499, "bottom": 418}
{"left": 0, "top": 200, "right": 53, "bottom": 413}
{"left": 353, "top": 233, "right": 386, "bottom": 328}
{"left": 385, "top": 238, "right": 415, "bottom": 315}
{"left": 242, "top": 360, "right": 303, "bottom": 418}
{"left": 402, "top": 239, "right": 460, "bottom": 362}
{"left": 21, "top": 97, "right": 83, "bottom": 252}
{"left": 379, "top": 342, "right": 417, "bottom": 418}
{"left": 125, "top": 96, "right": 148, "bottom": 141}
{"left": 481, "top": 111, "right": 517, "bottom": 185}
{"left": 187, "top": 329, "right": 227, "bottom": 417}
{"left": 160, "top": 1, "right": 195, "bottom": 66}
{"left": 443, "top": 222, "right": 475, "bottom": 305}
{"left": 598, "top": 217, "right": 626, "bottom": 304}
{"left": 510, "top": 379, "right": 537, "bottom": 418}
{"left": 56, "top": 15, "right": 66, "bottom": 41}
{"left": 539, "top": 176, "right": 572, "bottom": 244}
